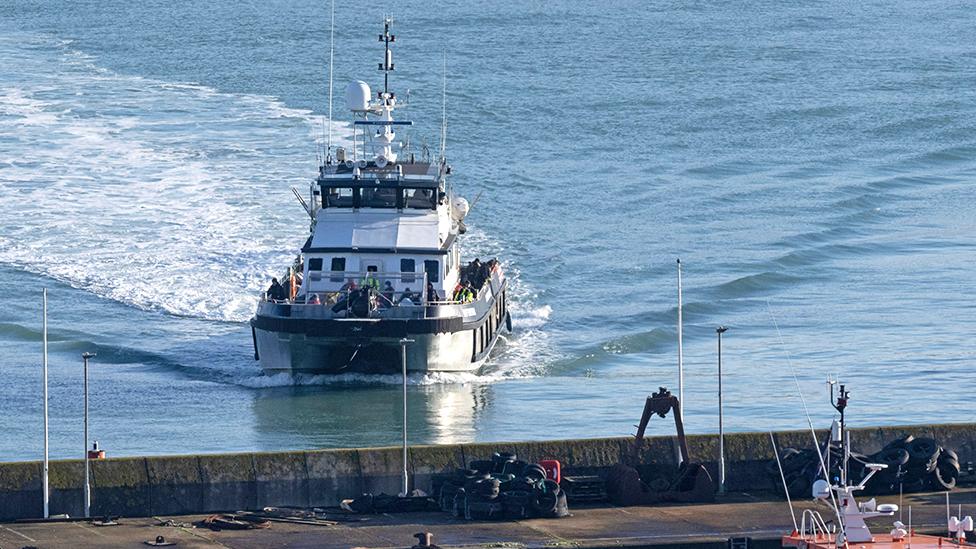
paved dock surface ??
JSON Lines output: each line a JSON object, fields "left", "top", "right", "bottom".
{"left": 1, "top": 489, "right": 972, "bottom": 548}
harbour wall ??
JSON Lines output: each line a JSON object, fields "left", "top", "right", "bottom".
{"left": 0, "top": 423, "right": 973, "bottom": 521}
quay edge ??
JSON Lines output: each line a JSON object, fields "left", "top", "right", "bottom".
{"left": 0, "top": 422, "right": 974, "bottom": 521}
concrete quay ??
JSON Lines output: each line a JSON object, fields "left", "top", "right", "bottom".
{"left": 1, "top": 423, "right": 974, "bottom": 521}
{"left": 1, "top": 488, "right": 972, "bottom": 548}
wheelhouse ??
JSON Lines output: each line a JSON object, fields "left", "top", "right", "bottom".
{"left": 316, "top": 163, "right": 444, "bottom": 212}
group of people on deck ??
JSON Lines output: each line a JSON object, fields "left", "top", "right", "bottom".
{"left": 266, "top": 256, "right": 499, "bottom": 306}
{"left": 451, "top": 257, "right": 499, "bottom": 303}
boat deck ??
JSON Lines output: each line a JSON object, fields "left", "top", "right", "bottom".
{"left": 2, "top": 488, "right": 971, "bottom": 548}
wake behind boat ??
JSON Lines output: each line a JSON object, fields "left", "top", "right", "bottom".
{"left": 250, "top": 18, "right": 512, "bottom": 374}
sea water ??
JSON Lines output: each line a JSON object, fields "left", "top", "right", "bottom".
{"left": 1, "top": 0, "right": 974, "bottom": 461}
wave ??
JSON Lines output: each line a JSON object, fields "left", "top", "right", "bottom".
{"left": 0, "top": 32, "right": 354, "bottom": 323}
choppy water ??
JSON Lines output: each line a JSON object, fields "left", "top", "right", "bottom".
{"left": 1, "top": 0, "right": 974, "bottom": 462}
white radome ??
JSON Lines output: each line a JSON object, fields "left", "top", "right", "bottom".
{"left": 451, "top": 197, "right": 469, "bottom": 220}
{"left": 346, "top": 80, "right": 371, "bottom": 112}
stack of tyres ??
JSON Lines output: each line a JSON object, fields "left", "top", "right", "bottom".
{"left": 869, "top": 436, "right": 960, "bottom": 492}
{"left": 438, "top": 452, "right": 569, "bottom": 520}
{"left": 767, "top": 435, "right": 962, "bottom": 498}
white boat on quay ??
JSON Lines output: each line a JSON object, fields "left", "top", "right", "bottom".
{"left": 250, "top": 18, "right": 512, "bottom": 374}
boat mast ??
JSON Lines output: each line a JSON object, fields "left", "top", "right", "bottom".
{"left": 326, "top": 0, "right": 336, "bottom": 161}
{"left": 379, "top": 17, "right": 394, "bottom": 95}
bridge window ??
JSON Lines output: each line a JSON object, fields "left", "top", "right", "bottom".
{"left": 424, "top": 260, "right": 440, "bottom": 283}
{"left": 330, "top": 257, "right": 346, "bottom": 282}
{"left": 361, "top": 185, "right": 398, "bottom": 208}
{"left": 404, "top": 188, "right": 437, "bottom": 210}
{"left": 400, "top": 259, "right": 416, "bottom": 283}
{"left": 323, "top": 187, "right": 355, "bottom": 208}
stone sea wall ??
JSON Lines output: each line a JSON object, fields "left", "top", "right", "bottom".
{"left": 0, "top": 423, "right": 972, "bottom": 520}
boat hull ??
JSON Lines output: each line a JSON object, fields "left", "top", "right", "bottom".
{"left": 253, "top": 327, "right": 497, "bottom": 374}
{"left": 250, "top": 284, "right": 508, "bottom": 374}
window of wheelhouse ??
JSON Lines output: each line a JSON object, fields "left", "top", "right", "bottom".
{"left": 404, "top": 188, "right": 437, "bottom": 210}
{"left": 400, "top": 259, "right": 416, "bottom": 283}
{"left": 330, "top": 257, "right": 346, "bottom": 282}
{"left": 323, "top": 187, "right": 355, "bottom": 208}
{"left": 361, "top": 184, "right": 398, "bottom": 208}
{"left": 424, "top": 260, "right": 440, "bottom": 283}
{"left": 308, "top": 258, "right": 323, "bottom": 271}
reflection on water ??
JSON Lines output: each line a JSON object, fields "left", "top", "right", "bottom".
{"left": 250, "top": 382, "right": 494, "bottom": 449}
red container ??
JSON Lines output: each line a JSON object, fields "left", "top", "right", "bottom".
{"left": 539, "top": 459, "right": 561, "bottom": 484}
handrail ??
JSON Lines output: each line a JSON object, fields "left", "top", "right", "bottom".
{"left": 799, "top": 509, "right": 833, "bottom": 542}
{"left": 264, "top": 270, "right": 434, "bottom": 315}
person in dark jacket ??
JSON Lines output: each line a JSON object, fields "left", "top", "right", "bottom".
{"left": 267, "top": 278, "right": 286, "bottom": 302}
{"left": 381, "top": 281, "right": 396, "bottom": 308}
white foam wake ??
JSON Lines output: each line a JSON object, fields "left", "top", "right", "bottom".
{"left": 0, "top": 31, "right": 557, "bottom": 383}
{"left": 0, "top": 33, "right": 353, "bottom": 322}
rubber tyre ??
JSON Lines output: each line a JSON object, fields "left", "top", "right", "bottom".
{"left": 766, "top": 448, "right": 801, "bottom": 476}
{"left": 875, "top": 448, "right": 910, "bottom": 467}
{"left": 906, "top": 438, "right": 940, "bottom": 464}
{"left": 532, "top": 490, "right": 559, "bottom": 516}
{"left": 494, "top": 451, "right": 517, "bottom": 462}
{"left": 542, "top": 479, "right": 561, "bottom": 495}
{"left": 469, "top": 460, "right": 494, "bottom": 474}
{"left": 483, "top": 478, "right": 501, "bottom": 499}
{"left": 523, "top": 464, "right": 547, "bottom": 481}
{"left": 938, "top": 456, "right": 961, "bottom": 474}
{"left": 884, "top": 435, "right": 915, "bottom": 450}
{"left": 786, "top": 476, "right": 811, "bottom": 499}
{"left": 780, "top": 450, "right": 812, "bottom": 475}
{"left": 934, "top": 463, "right": 959, "bottom": 490}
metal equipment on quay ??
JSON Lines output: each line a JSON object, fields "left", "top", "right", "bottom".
{"left": 605, "top": 387, "right": 716, "bottom": 505}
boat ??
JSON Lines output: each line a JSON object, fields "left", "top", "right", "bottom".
{"left": 778, "top": 384, "right": 973, "bottom": 548}
{"left": 250, "top": 17, "right": 512, "bottom": 374}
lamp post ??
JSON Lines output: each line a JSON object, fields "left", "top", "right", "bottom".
{"left": 399, "top": 338, "right": 414, "bottom": 496}
{"left": 716, "top": 326, "right": 728, "bottom": 494}
{"left": 81, "top": 351, "right": 96, "bottom": 518}
{"left": 42, "top": 289, "right": 50, "bottom": 518}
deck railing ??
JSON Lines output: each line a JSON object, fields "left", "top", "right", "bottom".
{"left": 262, "top": 271, "right": 439, "bottom": 320}
{"left": 260, "top": 267, "right": 498, "bottom": 320}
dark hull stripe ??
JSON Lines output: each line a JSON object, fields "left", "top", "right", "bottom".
{"left": 251, "top": 314, "right": 461, "bottom": 337}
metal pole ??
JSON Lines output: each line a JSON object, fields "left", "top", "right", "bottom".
{"left": 677, "top": 259, "right": 683, "bottom": 411}
{"left": 42, "top": 289, "right": 49, "bottom": 518}
{"left": 82, "top": 351, "right": 96, "bottom": 518}
{"left": 399, "top": 338, "right": 414, "bottom": 496}
{"left": 717, "top": 326, "right": 728, "bottom": 494}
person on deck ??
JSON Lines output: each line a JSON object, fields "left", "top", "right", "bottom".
{"left": 399, "top": 287, "right": 417, "bottom": 305}
{"left": 426, "top": 281, "right": 438, "bottom": 302}
{"left": 453, "top": 281, "right": 474, "bottom": 303}
{"left": 381, "top": 281, "right": 396, "bottom": 307}
{"left": 267, "top": 278, "right": 286, "bottom": 302}
{"left": 340, "top": 278, "right": 358, "bottom": 292}
{"left": 362, "top": 270, "right": 380, "bottom": 291}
